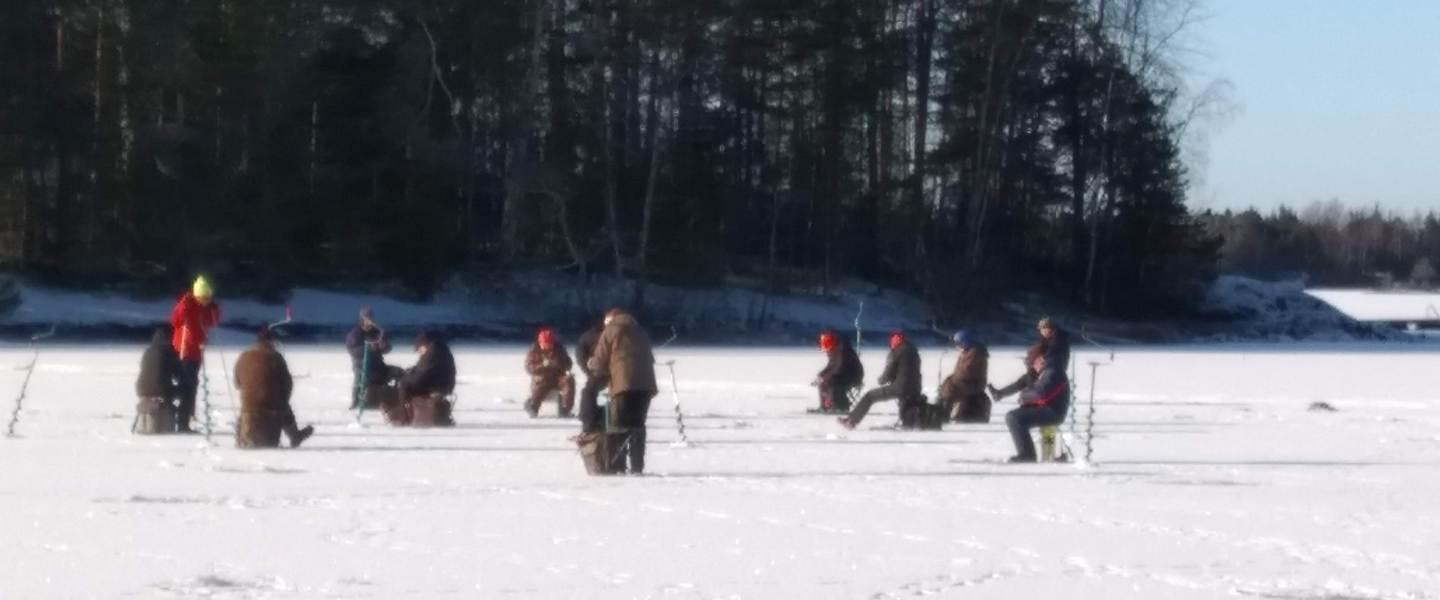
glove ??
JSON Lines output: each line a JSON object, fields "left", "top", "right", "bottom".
{"left": 987, "top": 384, "right": 1001, "bottom": 402}
{"left": 543, "top": 359, "right": 551, "bottom": 368}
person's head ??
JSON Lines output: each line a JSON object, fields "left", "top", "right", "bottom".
{"left": 603, "top": 307, "right": 627, "bottom": 327}
{"left": 1031, "top": 354, "right": 1048, "bottom": 373}
{"left": 414, "top": 330, "right": 441, "bottom": 356}
{"left": 1023, "top": 343, "right": 1045, "bottom": 366}
{"left": 1037, "top": 317, "right": 1056, "bottom": 340}
{"left": 537, "top": 328, "right": 556, "bottom": 351}
{"left": 152, "top": 325, "right": 172, "bottom": 345}
{"left": 359, "top": 307, "right": 377, "bottom": 331}
{"left": 889, "top": 330, "right": 906, "bottom": 350}
{"left": 818, "top": 331, "right": 838, "bottom": 353}
{"left": 951, "top": 330, "right": 974, "bottom": 349}
{"left": 192, "top": 276, "right": 214, "bottom": 305}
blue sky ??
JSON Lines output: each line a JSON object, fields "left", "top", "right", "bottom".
{"left": 1191, "top": 0, "right": 1439, "bottom": 214}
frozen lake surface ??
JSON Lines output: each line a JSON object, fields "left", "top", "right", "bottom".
{"left": 2, "top": 344, "right": 1438, "bottom": 599}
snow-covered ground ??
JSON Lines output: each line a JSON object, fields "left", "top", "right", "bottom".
{"left": 2, "top": 344, "right": 1438, "bottom": 599}
{"left": 1308, "top": 288, "right": 1440, "bottom": 323}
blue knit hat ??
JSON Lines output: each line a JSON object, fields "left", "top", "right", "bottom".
{"left": 951, "top": 330, "right": 975, "bottom": 347}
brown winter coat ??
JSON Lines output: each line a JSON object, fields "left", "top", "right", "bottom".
{"left": 586, "top": 314, "right": 657, "bottom": 396}
{"left": 233, "top": 341, "right": 295, "bottom": 447}
{"left": 943, "top": 344, "right": 989, "bottom": 396}
{"left": 526, "top": 343, "right": 574, "bottom": 387}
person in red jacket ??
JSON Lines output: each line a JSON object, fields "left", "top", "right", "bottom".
{"left": 169, "top": 276, "right": 221, "bottom": 433}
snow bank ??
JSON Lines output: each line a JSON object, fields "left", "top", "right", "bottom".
{"left": 1200, "top": 275, "right": 1405, "bottom": 342}
{"left": 1307, "top": 288, "right": 1440, "bottom": 322}
{"left": 0, "top": 273, "right": 937, "bottom": 343}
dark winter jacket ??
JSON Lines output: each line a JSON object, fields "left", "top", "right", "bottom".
{"left": 526, "top": 343, "right": 574, "bottom": 386}
{"left": 576, "top": 325, "right": 602, "bottom": 378}
{"left": 402, "top": 335, "right": 457, "bottom": 397}
{"left": 817, "top": 342, "right": 864, "bottom": 390}
{"left": 345, "top": 323, "right": 392, "bottom": 377}
{"left": 136, "top": 329, "right": 181, "bottom": 398}
{"left": 878, "top": 340, "right": 922, "bottom": 398}
{"left": 234, "top": 340, "right": 294, "bottom": 414}
{"left": 169, "top": 293, "right": 221, "bottom": 361}
{"left": 1019, "top": 365, "right": 1070, "bottom": 414}
{"left": 587, "top": 314, "right": 658, "bottom": 396}
{"left": 944, "top": 344, "right": 989, "bottom": 396}
{"left": 1041, "top": 328, "right": 1072, "bottom": 373}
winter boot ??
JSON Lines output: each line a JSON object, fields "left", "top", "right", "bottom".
{"left": 289, "top": 425, "right": 315, "bottom": 448}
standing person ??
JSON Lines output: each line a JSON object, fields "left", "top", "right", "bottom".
{"left": 346, "top": 307, "right": 394, "bottom": 409}
{"left": 587, "top": 308, "right": 658, "bottom": 475}
{"left": 939, "top": 330, "right": 990, "bottom": 423}
{"left": 169, "top": 276, "right": 221, "bottom": 433}
{"left": 575, "top": 319, "right": 607, "bottom": 433}
{"left": 1003, "top": 354, "right": 1070, "bottom": 463}
{"left": 838, "top": 331, "right": 921, "bottom": 430}
{"left": 398, "top": 330, "right": 457, "bottom": 426}
{"left": 813, "top": 330, "right": 863, "bottom": 412}
{"left": 1036, "top": 317, "right": 1071, "bottom": 374}
{"left": 234, "top": 327, "right": 314, "bottom": 448}
{"left": 134, "top": 326, "right": 181, "bottom": 433}
{"left": 525, "top": 328, "right": 576, "bottom": 418}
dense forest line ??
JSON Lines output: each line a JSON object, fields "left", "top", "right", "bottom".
{"left": 3, "top": 0, "right": 1234, "bottom": 317}
{"left": 1203, "top": 202, "right": 1440, "bottom": 289}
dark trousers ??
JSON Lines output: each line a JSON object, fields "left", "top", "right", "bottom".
{"left": 1006, "top": 404, "right": 1067, "bottom": 458}
{"left": 949, "top": 392, "right": 991, "bottom": 423}
{"left": 176, "top": 359, "right": 202, "bottom": 430}
{"left": 819, "top": 383, "right": 855, "bottom": 411}
{"left": 578, "top": 376, "right": 608, "bottom": 434}
{"left": 607, "top": 391, "right": 654, "bottom": 474}
{"left": 847, "top": 384, "right": 917, "bottom": 426}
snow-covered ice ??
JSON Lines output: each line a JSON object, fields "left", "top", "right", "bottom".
{"left": 2, "top": 344, "right": 1438, "bottom": 599}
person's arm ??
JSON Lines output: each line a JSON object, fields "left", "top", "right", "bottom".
{"left": 587, "top": 329, "right": 613, "bottom": 376}
{"left": 376, "top": 332, "right": 391, "bottom": 354}
{"left": 817, "top": 351, "right": 839, "bottom": 384}
{"left": 525, "top": 348, "right": 544, "bottom": 376}
{"left": 558, "top": 346, "right": 573, "bottom": 374}
{"left": 878, "top": 350, "right": 898, "bottom": 385}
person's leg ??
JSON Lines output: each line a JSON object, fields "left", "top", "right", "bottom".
{"left": 625, "top": 393, "right": 653, "bottom": 474}
{"left": 1006, "top": 405, "right": 1059, "bottom": 460}
{"left": 818, "top": 384, "right": 833, "bottom": 410}
{"left": 559, "top": 375, "right": 576, "bottom": 417}
{"left": 351, "top": 370, "right": 363, "bottom": 409}
{"left": 279, "top": 407, "right": 314, "bottom": 447}
{"left": 524, "top": 381, "right": 548, "bottom": 417}
{"left": 175, "top": 360, "right": 201, "bottom": 431}
{"left": 606, "top": 392, "right": 632, "bottom": 473}
{"left": 846, "top": 385, "right": 898, "bottom": 427}
{"left": 578, "top": 377, "right": 606, "bottom": 433}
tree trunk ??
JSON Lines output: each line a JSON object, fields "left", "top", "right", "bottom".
{"left": 633, "top": 47, "right": 666, "bottom": 310}
{"left": 500, "top": 0, "right": 548, "bottom": 261}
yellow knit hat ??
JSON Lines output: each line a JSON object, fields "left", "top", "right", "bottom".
{"left": 192, "top": 276, "right": 214, "bottom": 300}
